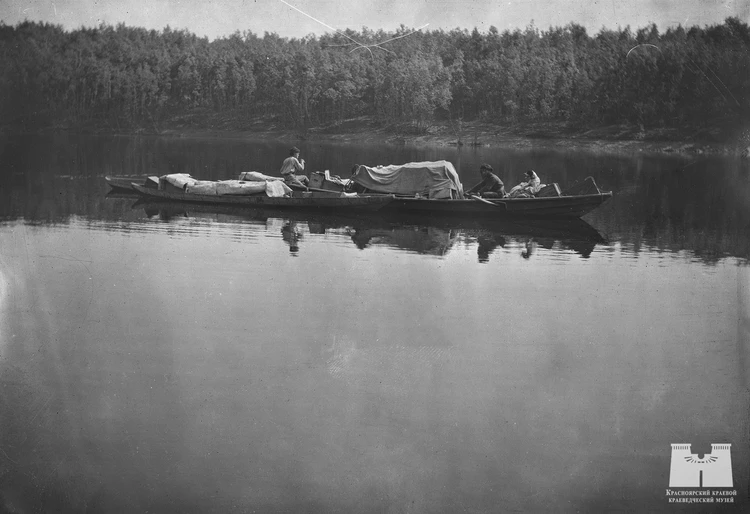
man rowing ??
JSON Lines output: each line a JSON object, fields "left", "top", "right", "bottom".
{"left": 465, "top": 163, "right": 506, "bottom": 198}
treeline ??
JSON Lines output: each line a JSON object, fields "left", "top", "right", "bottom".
{"left": 1, "top": 18, "right": 748, "bottom": 131}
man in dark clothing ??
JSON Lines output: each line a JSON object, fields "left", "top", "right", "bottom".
{"left": 465, "top": 164, "right": 505, "bottom": 198}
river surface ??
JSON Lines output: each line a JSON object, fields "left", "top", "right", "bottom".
{"left": 0, "top": 134, "right": 748, "bottom": 513}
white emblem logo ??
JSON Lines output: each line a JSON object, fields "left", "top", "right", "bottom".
{"left": 669, "top": 444, "right": 733, "bottom": 487}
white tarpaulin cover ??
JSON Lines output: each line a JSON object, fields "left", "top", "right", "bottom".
{"left": 186, "top": 180, "right": 267, "bottom": 195}
{"left": 186, "top": 181, "right": 217, "bottom": 195}
{"left": 163, "top": 173, "right": 196, "bottom": 189}
{"left": 239, "top": 171, "right": 284, "bottom": 182}
{"left": 217, "top": 180, "right": 267, "bottom": 195}
{"left": 161, "top": 174, "right": 291, "bottom": 196}
{"left": 265, "top": 181, "right": 293, "bottom": 197}
{"left": 350, "top": 160, "right": 464, "bottom": 198}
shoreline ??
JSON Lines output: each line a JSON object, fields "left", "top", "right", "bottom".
{"left": 144, "top": 125, "right": 750, "bottom": 157}
{"left": 5, "top": 116, "right": 748, "bottom": 157}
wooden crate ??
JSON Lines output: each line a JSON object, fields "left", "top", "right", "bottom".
{"left": 310, "top": 171, "right": 346, "bottom": 192}
{"left": 536, "top": 183, "right": 561, "bottom": 197}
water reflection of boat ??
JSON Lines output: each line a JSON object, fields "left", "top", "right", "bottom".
{"left": 353, "top": 216, "right": 606, "bottom": 258}
{"left": 350, "top": 225, "right": 459, "bottom": 256}
{"left": 134, "top": 200, "right": 607, "bottom": 259}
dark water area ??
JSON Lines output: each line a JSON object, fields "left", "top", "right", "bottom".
{"left": 2, "top": 133, "right": 749, "bottom": 262}
{"left": 0, "top": 134, "right": 749, "bottom": 513}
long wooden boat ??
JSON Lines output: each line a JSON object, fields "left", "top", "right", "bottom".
{"left": 382, "top": 191, "right": 612, "bottom": 218}
{"left": 119, "top": 172, "right": 612, "bottom": 219}
{"left": 356, "top": 176, "right": 612, "bottom": 219}
{"left": 344, "top": 163, "right": 612, "bottom": 219}
{"left": 131, "top": 184, "right": 395, "bottom": 212}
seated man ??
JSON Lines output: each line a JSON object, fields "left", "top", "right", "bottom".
{"left": 465, "top": 164, "right": 505, "bottom": 198}
{"left": 345, "top": 164, "right": 369, "bottom": 193}
{"left": 280, "top": 147, "right": 309, "bottom": 189}
{"left": 508, "top": 169, "right": 542, "bottom": 198}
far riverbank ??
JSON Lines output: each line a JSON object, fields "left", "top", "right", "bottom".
{"left": 4, "top": 113, "right": 749, "bottom": 157}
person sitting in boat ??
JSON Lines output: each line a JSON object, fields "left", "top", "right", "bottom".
{"left": 465, "top": 164, "right": 505, "bottom": 198}
{"left": 280, "top": 147, "right": 309, "bottom": 189}
{"left": 345, "top": 164, "right": 370, "bottom": 194}
{"left": 508, "top": 169, "right": 542, "bottom": 198}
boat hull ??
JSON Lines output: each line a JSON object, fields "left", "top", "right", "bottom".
{"left": 382, "top": 192, "right": 613, "bottom": 218}
{"left": 106, "top": 176, "right": 155, "bottom": 193}
{"left": 131, "top": 184, "right": 395, "bottom": 212}
{"left": 128, "top": 198, "right": 608, "bottom": 257}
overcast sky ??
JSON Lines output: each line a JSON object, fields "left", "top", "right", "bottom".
{"left": 1, "top": 0, "right": 748, "bottom": 39}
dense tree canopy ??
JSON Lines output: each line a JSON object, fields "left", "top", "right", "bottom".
{"left": 0, "top": 18, "right": 748, "bottom": 131}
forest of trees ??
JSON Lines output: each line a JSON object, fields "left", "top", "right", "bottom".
{"left": 0, "top": 18, "right": 748, "bottom": 134}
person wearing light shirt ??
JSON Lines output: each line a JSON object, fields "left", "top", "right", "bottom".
{"left": 280, "top": 147, "right": 309, "bottom": 189}
{"left": 508, "top": 169, "right": 542, "bottom": 197}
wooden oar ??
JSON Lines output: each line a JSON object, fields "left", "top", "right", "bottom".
{"left": 468, "top": 194, "right": 502, "bottom": 207}
{"left": 288, "top": 184, "right": 334, "bottom": 193}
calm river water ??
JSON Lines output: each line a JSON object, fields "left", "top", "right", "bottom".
{"left": 1, "top": 134, "right": 748, "bottom": 513}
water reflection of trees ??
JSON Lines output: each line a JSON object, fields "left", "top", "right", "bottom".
{"left": 587, "top": 156, "right": 750, "bottom": 263}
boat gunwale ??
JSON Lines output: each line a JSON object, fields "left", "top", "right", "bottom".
{"left": 130, "top": 184, "right": 396, "bottom": 210}
{"left": 392, "top": 192, "right": 612, "bottom": 204}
